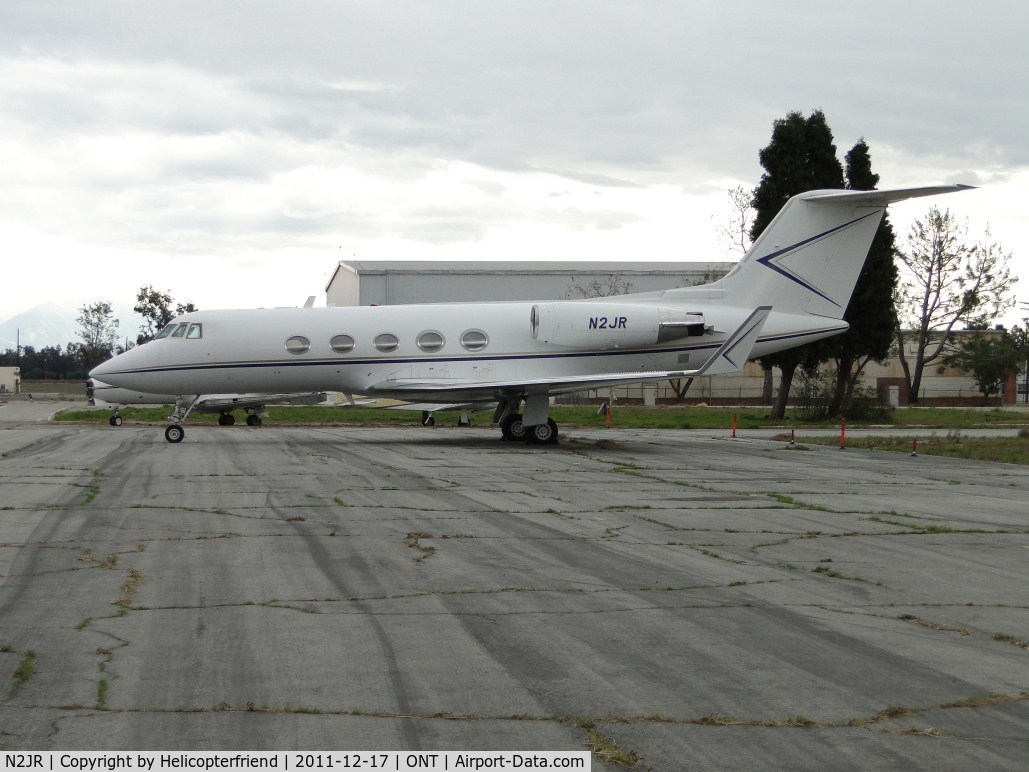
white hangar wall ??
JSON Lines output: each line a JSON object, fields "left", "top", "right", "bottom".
{"left": 325, "top": 260, "right": 732, "bottom": 307}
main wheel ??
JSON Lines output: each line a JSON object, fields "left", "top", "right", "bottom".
{"left": 500, "top": 413, "right": 526, "bottom": 441}
{"left": 218, "top": 413, "right": 235, "bottom": 426}
{"left": 165, "top": 425, "right": 185, "bottom": 443}
{"left": 527, "top": 418, "right": 559, "bottom": 445}
{"left": 110, "top": 415, "right": 123, "bottom": 427}
{"left": 421, "top": 411, "right": 435, "bottom": 427}
{"left": 246, "top": 414, "right": 262, "bottom": 427}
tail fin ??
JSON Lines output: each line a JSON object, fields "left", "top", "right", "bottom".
{"left": 700, "top": 185, "right": 973, "bottom": 319}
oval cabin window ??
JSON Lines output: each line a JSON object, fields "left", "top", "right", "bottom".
{"left": 330, "top": 334, "right": 356, "bottom": 353}
{"left": 373, "top": 333, "right": 399, "bottom": 352}
{"left": 460, "top": 329, "right": 489, "bottom": 351}
{"left": 285, "top": 335, "right": 311, "bottom": 355}
{"left": 416, "top": 330, "right": 445, "bottom": 352}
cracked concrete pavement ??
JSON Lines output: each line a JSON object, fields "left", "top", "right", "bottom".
{"left": 1, "top": 403, "right": 1027, "bottom": 768}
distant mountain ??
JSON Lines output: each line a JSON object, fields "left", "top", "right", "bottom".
{"left": 0, "top": 302, "right": 145, "bottom": 352}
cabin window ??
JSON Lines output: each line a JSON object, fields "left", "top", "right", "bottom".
{"left": 416, "top": 330, "right": 445, "bottom": 352}
{"left": 285, "top": 335, "right": 311, "bottom": 355}
{"left": 373, "top": 333, "right": 399, "bottom": 353}
{"left": 186, "top": 324, "right": 203, "bottom": 340}
{"left": 460, "top": 329, "right": 489, "bottom": 351}
{"left": 171, "top": 323, "right": 189, "bottom": 338}
{"left": 155, "top": 324, "right": 178, "bottom": 340}
{"left": 330, "top": 334, "right": 356, "bottom": 353}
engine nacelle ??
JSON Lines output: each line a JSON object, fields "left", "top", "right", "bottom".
{"left": 530, "top": 303, "right": 706, "bottom": 349}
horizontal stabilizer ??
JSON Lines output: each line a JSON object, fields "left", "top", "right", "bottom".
{"left": 799, "top": 184, "right": 975, "bottom": 206}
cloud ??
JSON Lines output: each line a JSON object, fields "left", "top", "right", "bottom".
{"left": 2, "top": 1, "right": 1028, "bottom": 324}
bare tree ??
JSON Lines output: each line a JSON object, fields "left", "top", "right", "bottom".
{"left": 715, "top": 185, "right": 755, "bottom": 257}
{"left": 564, "top": 274, "right": 634, "bottom": 299}
{"left": 895, "top": 207, "right": 1017, "bottom": 404}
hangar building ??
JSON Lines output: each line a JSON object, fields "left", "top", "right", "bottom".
{"left": 324, "top": 260, "right": 732, "bottom": 307}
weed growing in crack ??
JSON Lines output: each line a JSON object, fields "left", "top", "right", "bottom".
{"left": 115, "top": 568, "right": 144, "bottom": 607}
{"left": 992, "top": 632, "right": 1029, "bottom": 650}
{"left": 11, "top": 650, "right": 38, "bottom": 693}
{"left": 405, "top": 532, "right": 436, "bottom": 561}
{"left": 583, "top": 729, "right": 643, "bottom": 768}
{"left": 897, "top": 615, "right": 969, "bottom": 635}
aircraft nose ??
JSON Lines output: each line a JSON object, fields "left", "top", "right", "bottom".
{"left": 89, "top": 356, "right": 118, "bottom": 380}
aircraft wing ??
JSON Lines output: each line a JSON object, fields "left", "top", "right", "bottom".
{"left": 193, "top": 392, "right": 325, "bottom": 412}
{"left": 383, "top": 401, "right": 497, "bottom": 414}
{"left": 368, "top": 306, "right": 770, "bottom": 400}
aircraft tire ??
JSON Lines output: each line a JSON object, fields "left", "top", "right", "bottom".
{"left": 218, "top": 413, "right": 234, "bottom": 426}
{"left": 246, "top": 414, "right": 262, "bottom": 427}
{"left": 165, "top": 425, "right": 185, "bottom": 443}
{"left": 421, "top": 411, "right": 435, "bottom": 426}
{"left": 501, "top": 413, "right": 526, "bottom": 441}
{"left": 527, "top": 418, "right": 559, "bottom": 445}
{"left": 110, "top": 415, "right": 123, "bottom": 427}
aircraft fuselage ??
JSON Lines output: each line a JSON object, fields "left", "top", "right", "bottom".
{"left": 92, "top": 299, "right": 841, "bottom": 402}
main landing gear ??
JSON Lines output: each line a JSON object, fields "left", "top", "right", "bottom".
{"left": 420, "top": 409, "right": 473, "bottom": 428}
{"left": 496, "top": 402, "right": 559, "bottom": 445}
{"left": 221, "top": 410, "right": 263, "bottom": 426}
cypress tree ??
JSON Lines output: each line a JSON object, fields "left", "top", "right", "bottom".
{"left": 750, "top": 110, "right": 844, "bottom": 418}
{"left": 825, "top": 140, "right": 899, "bottom": 416}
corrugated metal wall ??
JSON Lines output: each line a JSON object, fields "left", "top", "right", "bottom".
{"left": 325, "top": 262, "right": 732, "bottom": 306}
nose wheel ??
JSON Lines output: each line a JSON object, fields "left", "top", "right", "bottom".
{"left": 165, "top": 425, "right": 185, "bottom": 443}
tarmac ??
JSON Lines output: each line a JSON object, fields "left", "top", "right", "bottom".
{"left": 1, "top": 400, "right": 1027, "bottom": 769}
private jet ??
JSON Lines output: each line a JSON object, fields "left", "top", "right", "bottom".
{"left": 89, "top": 185, "right": 971, "bottom": 444}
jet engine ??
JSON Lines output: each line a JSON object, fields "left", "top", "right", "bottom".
{"left": 530, "top": 302, "right": 707, "bottom": 349}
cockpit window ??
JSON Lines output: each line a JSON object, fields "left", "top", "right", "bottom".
{"left": 186, "top": 323, "right": 203, "bottom": 339}
{"left": 155, "top": 323, "right": 178, "bottom": 340}
{"left": 170, "top": 323, "right": 189, "bottom": 338}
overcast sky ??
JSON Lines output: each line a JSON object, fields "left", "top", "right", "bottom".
{"left": 2, "top": 0, "right": 1027, "bottom": 331}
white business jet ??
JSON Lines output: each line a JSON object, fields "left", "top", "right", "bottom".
{"left": 87, "top": 378, "right": 325, "bottom": 427}
{"left": 90, "top": 185, "right": 970, "bottom": 444}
